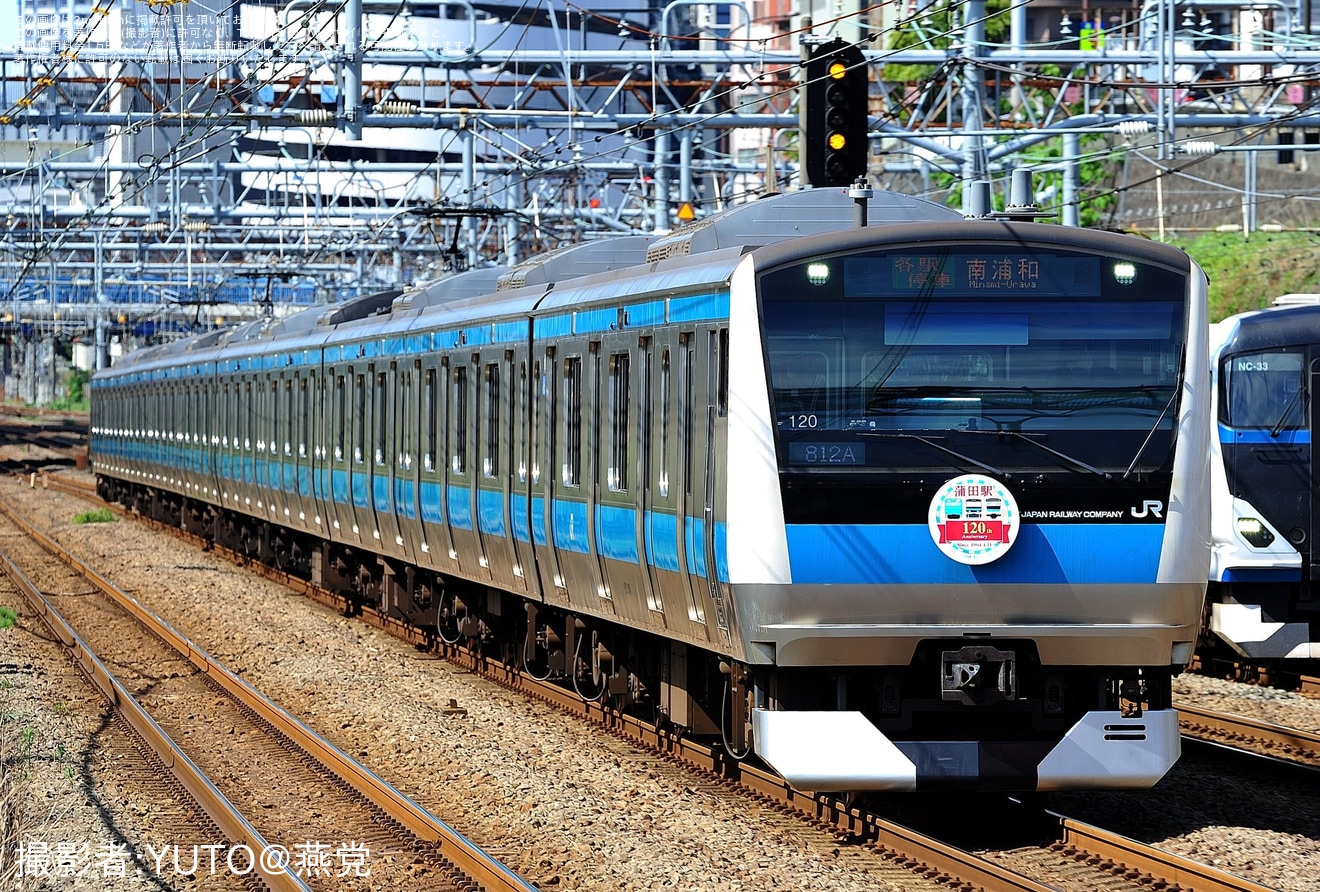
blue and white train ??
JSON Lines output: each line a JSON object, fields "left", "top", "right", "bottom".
{"left": 1208, "top": 295, "right": 1320, "bottom": 660}
{"left": 89, "top": 184, "right": 1211, "bottom": 792}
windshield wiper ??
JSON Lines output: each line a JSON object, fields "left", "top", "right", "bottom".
{"left": 1123, "top": 387, "right": 1179, "bottom": 480}
{"left": 959, "top": 429, "right": 1111, "bottom": 479}
{"left": 1269, "top": 383, "right": 1308, "bottom": 438}
{"left": 860, "top": 431, "right": 1011, "bottom": 480}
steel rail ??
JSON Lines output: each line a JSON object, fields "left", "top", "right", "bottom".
{"left": 1177, "top": 701, "right": 1320, "bottom": 763}
{"left": 0, "top": 495, "right": 536, "bottom": 892}
{"left": 0, "top": 537, "right": 310, "bottom": 892}
{"left": 1054, "top": 815, "right": 1280, "bottom": 892}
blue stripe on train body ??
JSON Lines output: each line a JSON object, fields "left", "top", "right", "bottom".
{"left": 511, "top": 493, "right": 530, "bottom": 543}
{"left": 595, "top": 504, "right": 638, "bottom": 563}
{"left": 1218, "top": 425, "right": 1309, "bottom": 446}
{"left": 395, "top": 478, "right": 417, "bottom": 519}
{"left": 447, "top": 485, "right": 473, "bottom": 530}
{"left": 785, "top": 524, "right": 1165, "bottom": 584}
{"left": 478, "top": 489, "right": 506, "bottom": 536}
{"left": 419, "top": 482, "right": 444, "bottom": 524}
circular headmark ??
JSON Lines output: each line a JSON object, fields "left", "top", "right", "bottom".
{"left": 928, "top": 475, "right": 1019, "bottom": 565}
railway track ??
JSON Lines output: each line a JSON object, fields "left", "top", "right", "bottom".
{"left": 0, "top": 492, "right": 534, "bottom": 892}
{"left": 1191, "top": 653, "right": 1320, "bottom": 697}
{"left": 21, "top": 470, "right": 1291, "bottom": 892}
{"left": 1178, "top": 702, "right": 1320, "bottom": 767}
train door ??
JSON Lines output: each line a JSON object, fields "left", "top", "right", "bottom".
{"left": 370, "top": 363, "right": 406, "bottom": 559}
{"left": 671, "top": 332, "right": 712, "bottom": 641}
{"left": 309, "top": 367, "right": 332, "bottom": 535}
{"left": 447, "top": 356, "right": 484, "bottom": 577}
{"left": 474, "top": 348, "right": 524, "bottom": 592}
{"left": 263, "top": 374, "right": 280, "bottom": 514}
{"left": 242, "top": 374, "right": 258, "bottom": 510}
{"left": 532, "top": 347, "right": 566, "bottom": 607}
{"left": 550, "top": 344, "right": 609, "bottom": 614}
{"left": 596, "top": 336, "right": 650, "bottom": 623}
{"left": 637, "top": 336, "right": 670, "bottom": 629}
{"left": 345, "top": 365, "right": 375, "bottom": 546}
{"left": 293, "top": 370, "right": 314, "bottom": 529}
{"left": 393, "top": 360, "right": 422, "bottom": 564}
{"left": 417, "top": 358, "right": 458, "bottom": 574}
{"left": 275, "top": 371, "right": 294, "bottom": 519}
{"left": 282, "top": 372, "right": 300, "bottom": 520}
{"left": 216, "top": 378, "right": 232, "bottom": 505}
{"left": 672, "top": 328, "right": 730, "bottom": 644}
{"left": 702, "top": 328, "right": 731, "bottom": 640}
{"left": 324, "top": 367, "right": 357, "bottom": 544}
{"left": 510, "top": 348, "right": 540, "bottom": 598}
{"left": 586, "top": 342, "right": 616, "bottom": 616}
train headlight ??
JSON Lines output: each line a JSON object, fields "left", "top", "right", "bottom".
{"left": 1112, "top": 262, "right": 1136, "bottom": 285}
{"left": 806, "top": 262, "right": 830, "bottom": 286}
{"left": 1236, "top": 517, "right": 1276, "bottom": 548}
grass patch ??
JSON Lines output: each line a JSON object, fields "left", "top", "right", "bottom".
{"left": 72, "top": 508, "right": 116, "bottom": 525}
{"left": 1173, "top": 230, "right": 1320, "bottom": 322}
{"left": 0, "top": 606, "right": 15, "bottom": 630}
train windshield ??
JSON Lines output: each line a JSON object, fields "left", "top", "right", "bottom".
{"left": 1221, "top": 349, "right": 1306, "bottom": 432}
{"left": 758, "top": 245, "right": 1188, "bottom": 475}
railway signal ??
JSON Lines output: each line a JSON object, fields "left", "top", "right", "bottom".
{"left": 800, "top": 40, "right": 870, "bottom": 188}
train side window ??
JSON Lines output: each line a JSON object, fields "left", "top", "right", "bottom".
{"left": 660, "top": 348, "right": 671, "bottom": 499}
{"left": 374, "top": 371, "right": 387, "bottom": 466}
{"left": 354, "top": 373, "right": 366, "bottom": 464}
{"left": 423, "top": 368, "right": 437, "bottom": 471}
{"left": 564, "top": 356, "right": 582, "bottom": 487}
{"left": 484, "top": 362, "right": 500, "bottom": 478}
{"left": 453, "top": 365, "right": 468, "bottom": 474}
{"left": 716, "top": 328, "right": 729, "bottom": 418}
{"left": 609, "top": 351, "right": 629, "bottom": 492}
{"left": 683, "top": 336, "right": 694, "bottom": 497}
{"left": 298, "top": 376, "right": 308, "bottom": 458}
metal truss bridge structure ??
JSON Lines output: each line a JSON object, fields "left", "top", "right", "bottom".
{"left": 5, "top": 0, "right": 1320, "bottom": 359}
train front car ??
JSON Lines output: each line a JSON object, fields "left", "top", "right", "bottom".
{"left": 1208, "top": 300, "right": 1320, "bottom": 659}
{"left": 728, "top": 223, "right": 1210, "bottom": 792}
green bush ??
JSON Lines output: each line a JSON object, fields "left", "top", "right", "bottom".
{"left": 0, "top": 605, "right": 16, "bottom": 629}
{"left": 72, "top": 508, "right": 116, "bottom": 524}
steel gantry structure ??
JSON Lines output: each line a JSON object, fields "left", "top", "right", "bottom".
{"left": 6, "top": 0, "right": 1320, "bottom": 362}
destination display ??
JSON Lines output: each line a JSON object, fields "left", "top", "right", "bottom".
{"left": 844, "top": 252, "right": 1104, "bottom": 299}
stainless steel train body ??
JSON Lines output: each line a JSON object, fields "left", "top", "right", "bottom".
{"left": 90, "top": 187, "right": 1211, "bottom": 792}
{"left": 1208, "top": 298, "right": 1320, "bottom": 659}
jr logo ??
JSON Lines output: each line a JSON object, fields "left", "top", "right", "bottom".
{"left": 1131, "top": 500, "right": 1164, "bottom": 518}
